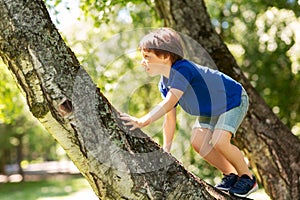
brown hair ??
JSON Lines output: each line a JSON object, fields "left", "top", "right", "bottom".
{"left": 139, "top": 28, "right": 184, "bottom": 64}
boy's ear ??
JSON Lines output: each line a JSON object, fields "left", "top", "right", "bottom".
{"left": 163, "top": 54, "right": 171, "bottom": 63}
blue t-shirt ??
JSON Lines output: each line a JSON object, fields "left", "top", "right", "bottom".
{"left": 159, "top": 59, "right": 242, "bottom": 116}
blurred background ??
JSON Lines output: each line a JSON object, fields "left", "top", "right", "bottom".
{"left": 1, "top": 0, "right": 299, "bottom": 199}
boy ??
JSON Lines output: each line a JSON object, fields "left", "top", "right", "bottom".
{"left": 120, "top": 28, "right": 258, "bottom": 197}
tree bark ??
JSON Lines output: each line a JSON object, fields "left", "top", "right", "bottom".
{"left": 0, "top": 0, "right": 245, "bottom": 199}
{"left": 154, "top": 0, "right": 300, "bottom": 199}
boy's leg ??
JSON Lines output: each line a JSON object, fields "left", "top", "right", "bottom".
{"left": 211, "top": 89, "right": 252, "bottom": 177}
{"left": 211, "top": 129, "right": 252, "bottom": 178}
{"left": 191, "top": 128, "right": 237, "bottom": 175}
{"left": 210, "top": 130, "right": 258, "bottom": 197}
{"left": 208, "top": 91, "right": 258, "bottom": 197}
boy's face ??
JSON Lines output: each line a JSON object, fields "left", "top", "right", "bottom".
{"left": 140, "top": 50, "right": 171, "bottom": 77}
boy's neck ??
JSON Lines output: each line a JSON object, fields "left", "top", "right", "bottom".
{"left": 162, "top": 61, "right": 172, "bottom": 78}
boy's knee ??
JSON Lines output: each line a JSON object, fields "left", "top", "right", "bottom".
{"left": 211, "top": 131, "right": 230, "bottom": 151}
{"left": 211, "top": 130, "right": 232, "bottom": 152}
{"left": 191, "top": 141, "right": 209, "bottom": 157}
{"left": 190, "top": 128, "right": 208, "bottom": 151}
{"left": 190, "top": 136, "right": 213, "bottom": 158}
{"left": 190, "top": 128, "right": 214, "bottom": 156}
{"left": 211, "top": 138, "right": 224, "bottom": 151}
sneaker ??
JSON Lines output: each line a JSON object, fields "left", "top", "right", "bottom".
{"left": 229, "top": 174, "right": 258, "bottom": 197}
{"left": 215, "top": 173, "right": 238, "bottom": 191}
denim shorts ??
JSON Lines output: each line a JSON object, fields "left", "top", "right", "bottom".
{"left": 193, "top": 89, "right": 249, "bottom": 137}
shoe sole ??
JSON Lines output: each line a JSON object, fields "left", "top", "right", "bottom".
{"left": 229, "top": 183, "right": 258, "bottom": 198}
{"left": 215, "top": 186, "right": 230, "bottom": 192}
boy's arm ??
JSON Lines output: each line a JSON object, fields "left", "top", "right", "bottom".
{"left": 120, "top": 88, "right": 183, "bottom": 130}
{"left": 163, "top": 107, "right": 176, "bottom": 152}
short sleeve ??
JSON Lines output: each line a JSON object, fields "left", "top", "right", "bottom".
{"left": 169, "top": 66, "right": 193, "bottom": 92}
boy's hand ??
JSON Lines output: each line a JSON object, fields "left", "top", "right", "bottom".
{"left": 120, "top": 113, "right": 149, "bottom": 130}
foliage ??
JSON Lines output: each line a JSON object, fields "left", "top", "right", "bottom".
{"left": 0, "top": 62, "right": 58, "bottom": 172}
{"left": 0, "top": 64, "right": 24, "bottom": 124}
{"left": 206, "top": 0, "right": 300, "bottom": 129}
{"left": 78, "top": 0, "right": 156, "bottom": 26}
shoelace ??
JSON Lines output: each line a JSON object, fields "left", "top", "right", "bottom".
{"left": 220, "top": 174, "right": 234, "bottom": 184}
{"left": 233, "top": 177, "right": 253, "bottom": 189}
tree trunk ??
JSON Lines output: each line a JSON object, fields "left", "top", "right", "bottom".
{"left": 154, "top": 0, "right": 300, "bottom": 199}
{"left": 0, "top": 0, "right": 246, "bottom": 199}
{"left": 0, "top": 124, "right": 7, "bottom": 175}
{"left": 16, "top": 135, "right": 25, "bottom": 181}
{"left": 0, "top": 149, "right": 8, "bottom": 175}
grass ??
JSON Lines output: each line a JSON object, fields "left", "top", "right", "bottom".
{"left": 0, "top": 176, "right": 96, "bottom": 200}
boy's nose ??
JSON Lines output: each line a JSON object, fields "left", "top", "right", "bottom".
{"left": 141, "top": 59, "right": 146, "bottom": 65}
